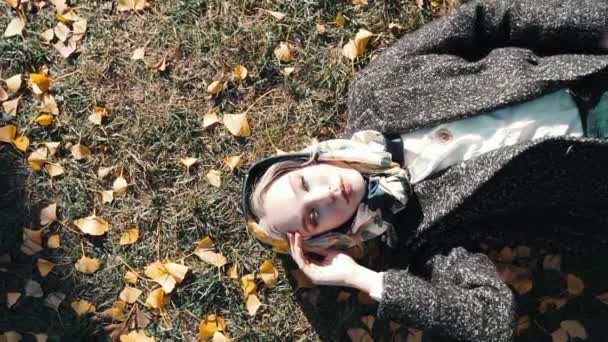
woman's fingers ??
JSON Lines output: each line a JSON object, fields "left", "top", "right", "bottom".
{"left": 289, "top": 232, "right": 308, "bottom": 269}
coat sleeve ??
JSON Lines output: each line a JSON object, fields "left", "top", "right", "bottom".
{"left": 346, "top": 0, "right": 608, "bottom": 135}
{"left": 364, "top": 0, "right": 608, "bottom": 70}
{"left": 377, "top": 247, "right": 515, "bottom": 342}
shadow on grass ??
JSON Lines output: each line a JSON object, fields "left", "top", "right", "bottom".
{"left": 281, "top": 210, "right": 608, "bottom": 342}
{"left": 0, "top": 146, "right": 106, "bottom": 341}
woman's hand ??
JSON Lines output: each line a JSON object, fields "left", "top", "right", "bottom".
{"left": 288, "top": 232, "right": 382, "bottom": 294}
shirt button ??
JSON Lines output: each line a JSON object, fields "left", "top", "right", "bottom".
{"left": 433, "top": 128, "right": 453, "bottom": 144}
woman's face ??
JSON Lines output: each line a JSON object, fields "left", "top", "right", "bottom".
{"left": 260, "top": 161, "right": 366, "bottom": 238}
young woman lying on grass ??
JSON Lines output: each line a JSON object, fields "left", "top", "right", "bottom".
{"left": 241, "top": 0, "right": 608, "bottom": 341}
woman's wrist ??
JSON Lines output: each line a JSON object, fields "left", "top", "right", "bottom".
{"left": 346, "top": 264, "right": 383, "bottom": 295}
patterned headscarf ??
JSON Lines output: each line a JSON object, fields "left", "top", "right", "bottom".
{"left": 246, "top": 130, "right": 412, "bottom": 254}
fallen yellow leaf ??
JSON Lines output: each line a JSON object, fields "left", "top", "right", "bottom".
{"left": 34, "top": 333, "right": 48, "bottom": 342}
{"left": 145, "top": 288, "right": 167, "bottom": 310}
{"left": 246, "top": 293, "right": 261, "bottom": 316}
{"left": 227, "top": 263, "right": 239, "bottom": 279}
{"left": 23, "top": 228, "right": 42, "bottom": 245}
{"left": 223, "top": 113, "right": 250, "bottom": 137}
{"left": 30, "top": 73, "right": 51, "bottom": 95}
{"left": 0, "top": 125, "right": 16, "bottom": 143}
{"left": 119, "top": 330, "right": 155, "bottom": 342}
{"left": 315, "top": 23, "right": 326, "bottom": 33}
{"left": 3, "top": 97, "right": 20, "bottom": 116}
{"left": 21, "top": 238, "right": 43, "bottom": 255}
{"left": 73, "top": 215, "right": 110, "bottom": 236}
{"left": 4, "top": 17, "right": 25, "bottom": 38}
{"left": 49, "top": 0, "right": 68, "bottom": 13}
{"left": 361, "top": 315, "right": 374, "bottom": 330}
{"left": 263, "top": 9, "right": 286, "bottom": 21}
{"left": 40, "top": 203, "right": 57, "bottom": 226}
{"left": 543, "top": 254, "right": 561, "bottom": 271}
{"left": 117, "top": 0, "right": 149, "bottom": 12}
{"left": 233, "top": 65, "right": 248, "bottom": 81}
{"left": 119, "top": 228, "right": 139, "bottom": 245}
{"left": 124, "top": 271, "right": 138, "bottom": 284}
{"left": 0, "top": 87, "right": 6, "bottom": 101}
{"left": 347, "top": 328, "right": 373, "bottom": 342}
{"left": 5, "top": 74, "right": 22, "bottom": 95}
{"left": 150, "top": 57, "right": 167, "bottom": 72}
{"left": 337, "top": 291, "right": 351, "bottom": 303}
{"left": 352, "top": 0, "right": 368, "bottom": 7}
{"left": 335, "top": 13, "right": 345, "bottom": 28}
{"left": 211, "top": 332, "right": 231, "bottom": 342}
{"left": 88, "top": 106, "right": 107, "bottom": 125}
{"left": 274, "top": 42, "right": 294, "bottom": 62}
{"left": 41, "top": 94, "right": 59, "bottom": 115}
{"left": 207, "top": 80, "right": 223, "bottom": 95}
{"left": 259, "top": 259, "right": 278, "bottom": 288}
{"left": 342, "top": 29, "right": 374, "bottom": 60}
{"left": 203, "top": 111, "right": 221, "bottom": 128}
{"left": 44, "top": 163, "right": 64, "bottom": 178}
{"left": 560, "top": 320, "right": 587, "bottom": 339}
{"left": 551, "top": 328, "right": 568, "bottom": 342}
{"left": 54, "top": 22, "right": 70, "bottom": 42}
{"left": 194, "top": 237, "right": 227, "bottom": 267}
{"left": 71, "top": 299, "right": 96, "bottom": 315}
{"left": 180, "top": 157, "right": 197, "bottom": 168}
{"left": 101, "top": 190, "right": 114, "bottom": 204}
{"left": 56, "top": 9, "right": 80, "bottom": 24}
{"left": 72, "top": 19, "right": 87, "bottom": 41}
{"left": 25, "top": 279, "right": 43, "bottom": 298}
{"left": 223, "top": 155, "right": 243, "bottom": 171}
{"left": 70, "top": 143, "right": 91, "bottom": 160}
{"left": 37, "top": 258, "right": 55, "bottom": 277}
{"left": 40, "top": 28, "right": 55, "bottom": 43}
{"left": 98, "top": 166, "right": 114, "bottom": 179}
{"left": 497, "top": 246, "right": 513, "bottom": 263}
{"left": 75, "top": 256, "right": 101, "bottom": 273}
{"left": 35, "top": 114, "right": 54, "bottom": 126}
{"left": 101, "top": 301, "right": 127, "bottom": 321}
{"left": 53, "top": 38, "right": 77, "bottom": 59}
{"left": 6, "top": 0, "right": 19, "bottom": 9}
{"left": 206, "top": 169, "right": 222, "bottom": 188}
{"left": 131, "top": 47, "right": 145, "bottom": 60}
{"left": 517, "top": 315, "right": 530, "bottom": 335}
{"left": 567, "top": 274, "right": 584, "bottom": 296}
{"left": 13, "top": 135, "right": 29, "bottom": 152}
{"left": 7, "top": 292, "right": 20, "bottom": 308}
{"left": 28, "top": 147, "right": 48, "bottom": 170}
{"left": 118, "top": 285, "right": 142, "bottom": 304}
{"left": 113, "top": 175, "right": 128, "bottom": 195}
{"left": 5, "top": 331, "right": 24, "bottom": 342}
{"left": 144, "top": 261, "right": 189, "bottom": 294}
{"left": 47, "top": 234, "right": 61, "bottom": 249}
{"left": 44, "top": 291, "right": 65, "bottom": 310}
{"left": 44, "top": 142, "right": 61, "bottom": 156}
{"left": 240, "top": 273, "right": 256, "bottom": 296}
{"left": 199, "top": 314, "right": 226, "bottom": 340}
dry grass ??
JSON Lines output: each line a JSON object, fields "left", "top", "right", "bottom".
{"left": 4, "top": 1, "right": 608, "bottom": 341}
{"left": 0, "top": 0, "right": 441, "bottom": 340}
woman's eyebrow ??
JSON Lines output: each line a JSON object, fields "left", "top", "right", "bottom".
{"left": 289, "top": 173, "right": 309, "bottom": 232}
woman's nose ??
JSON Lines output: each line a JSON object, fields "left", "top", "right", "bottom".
{"left": 304, "top": 187, "right": 337, "bottom": 207}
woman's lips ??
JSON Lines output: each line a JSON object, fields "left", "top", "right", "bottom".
{"left": 339, "top": 177, "right": 352, "bottom": 203}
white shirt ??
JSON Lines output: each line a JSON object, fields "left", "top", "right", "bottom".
{"left": 368, "top": 89, "right": 584, "bottom": 302}
{"left": 401, "top": 90, "right": 584, "bottom": 184}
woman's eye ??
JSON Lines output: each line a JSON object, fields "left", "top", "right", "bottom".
{"left": 309, "top": 209, "right": 319, "bottom": 226}
{"left": 300, "top": 175, "right": 309, "bottom": 191}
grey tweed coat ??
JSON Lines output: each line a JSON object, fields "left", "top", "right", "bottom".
{"left": 346, "top": 0, "right": 608, "bottom": 341}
